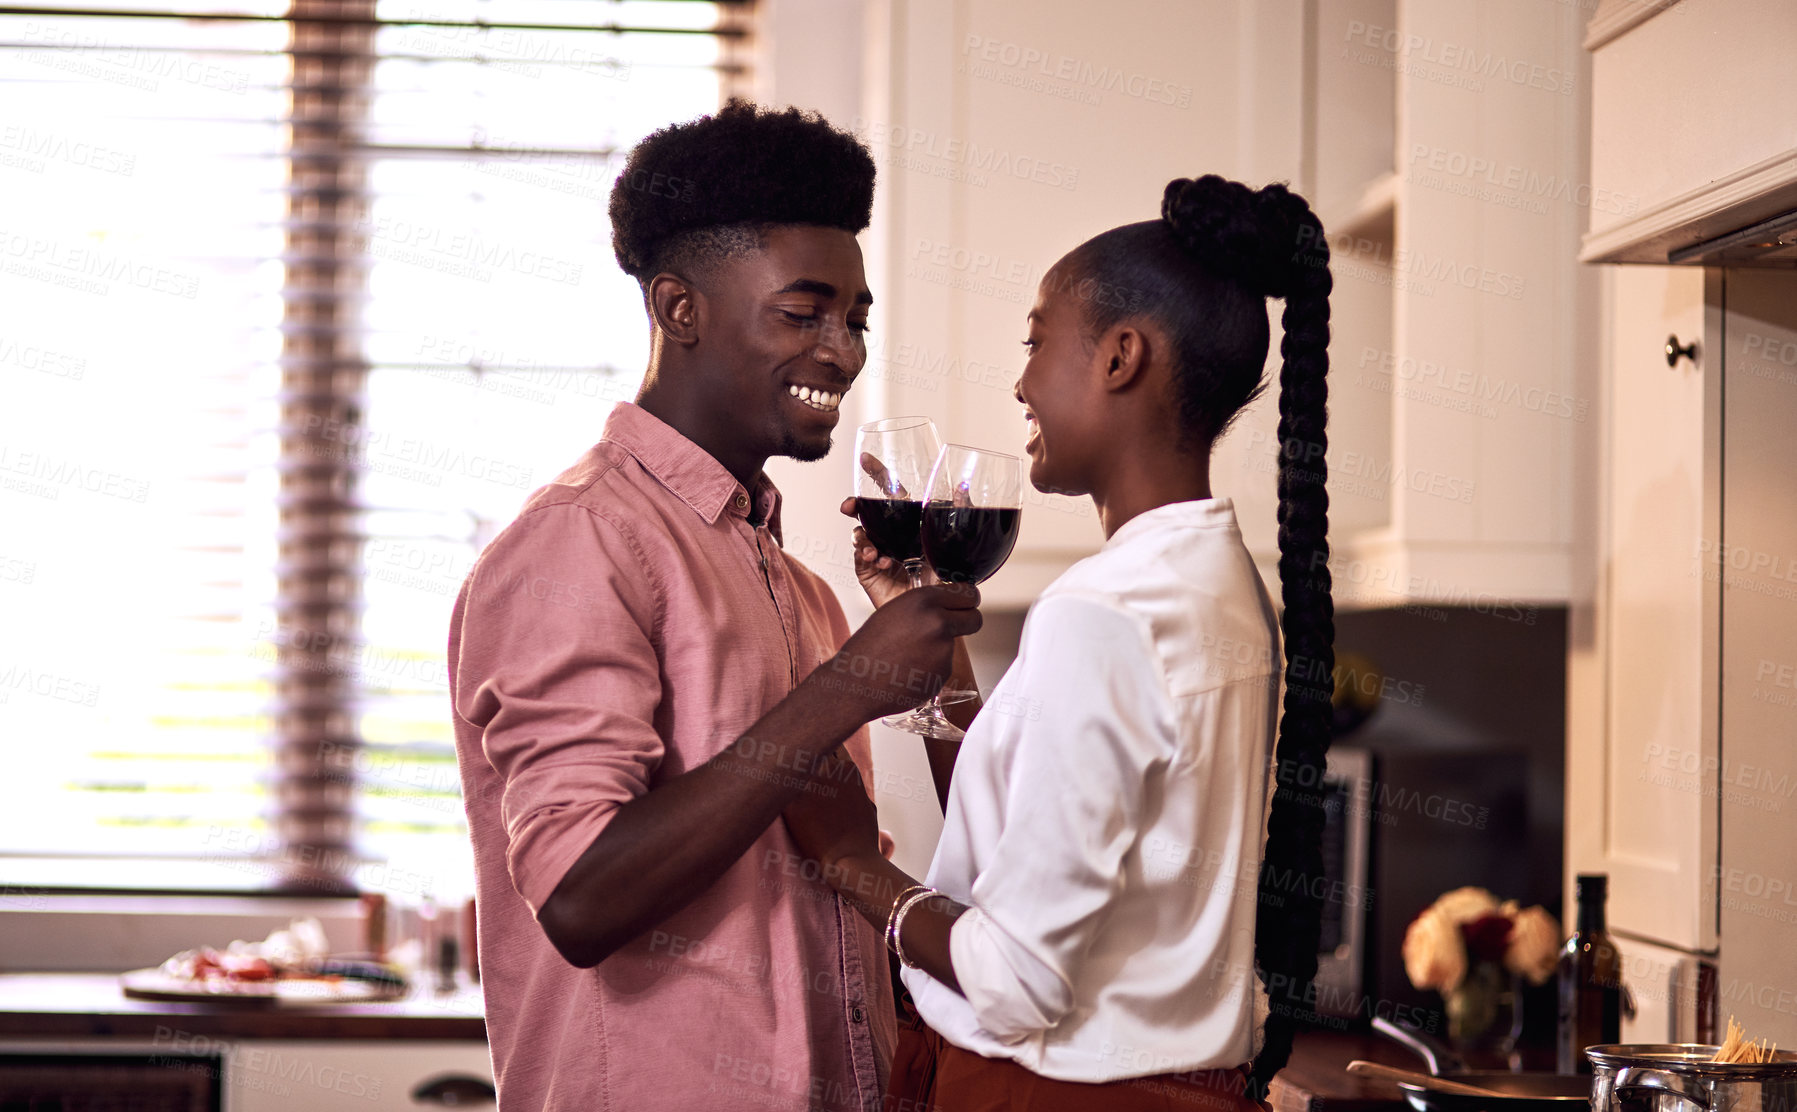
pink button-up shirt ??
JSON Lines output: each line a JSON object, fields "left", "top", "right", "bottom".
{"left": 449, "top": 402, "right": 894, "bottom": 1111}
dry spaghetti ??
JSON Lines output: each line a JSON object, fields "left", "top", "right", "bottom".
{"left": 1713, "top": 1016, "right": 1778, "bottom": 1064}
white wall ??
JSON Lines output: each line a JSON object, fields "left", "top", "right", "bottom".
{"left": 751, "top": 0, "right": 872, "bottom": 605}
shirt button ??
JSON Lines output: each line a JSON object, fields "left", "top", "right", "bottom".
{"left": 733, "top": 493, "right": 749, "bottom": 510}
{"left": 851, "top": 1006, "right": 865, "bottom": 1024}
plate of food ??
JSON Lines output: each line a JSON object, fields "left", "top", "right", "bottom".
{"left": 119, "top": 918, "right": 408, "bottom": 1007}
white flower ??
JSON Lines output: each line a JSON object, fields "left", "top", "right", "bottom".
{"left": 1432, "top": 886, "right": 1500, "bottom": 925}
{"left": 1403, "top": 905, "right": 1468, "bottom": 992}
{"left": 1505, "top": 905, "right": 1562, "bottom": 985}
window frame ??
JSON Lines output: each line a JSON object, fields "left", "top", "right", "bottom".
{"left": 0, "top": 0, "right": 752, "bottom": 900}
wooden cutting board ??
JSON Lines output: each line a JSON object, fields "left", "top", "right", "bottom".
{"left": 118, "top": 968, "right": 407, "bottom": 1008}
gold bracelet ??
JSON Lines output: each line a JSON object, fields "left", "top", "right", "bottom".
{"left": 885, "top": 884, "right": 932, "bottom": 954}
{"left": 891, "top": 888, "right": 940, "bottom": 969}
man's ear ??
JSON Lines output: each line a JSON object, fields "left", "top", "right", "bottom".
{"left": 1100, "top": 323, "right": 1151, "bottom": 392}
{"left": 647, "top": 272, "right": 701, "bottom": 348}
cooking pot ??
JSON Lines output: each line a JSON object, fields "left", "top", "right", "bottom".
{"left": 1588, "top": 1044, "right": 1797, "bottom": 1112}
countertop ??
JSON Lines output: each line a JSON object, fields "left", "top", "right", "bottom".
{"left": 0, "top": 973, "right": 485, "bottom": 1041}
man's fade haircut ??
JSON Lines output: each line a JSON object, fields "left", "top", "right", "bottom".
{"left": 608, "top": 99, "right": 876, "bottom": 290}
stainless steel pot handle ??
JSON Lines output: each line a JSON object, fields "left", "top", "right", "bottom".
{"left": 1371, "top": 1016, "right": 1466, "bottom": 1076}
{"left": 1615, "top": 1066, "right": 1714, "bottom": 1112}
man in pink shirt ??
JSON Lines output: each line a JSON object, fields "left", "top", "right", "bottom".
{"left": 448, "top": 102, "right": 981, "bottom": 1110}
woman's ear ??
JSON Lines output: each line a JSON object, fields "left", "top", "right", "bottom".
{"left": 648, "top": 273, "right": 701, "bottom": 347}
{"left": 1100, "top": 324, "right": 1150, "bottom": 392}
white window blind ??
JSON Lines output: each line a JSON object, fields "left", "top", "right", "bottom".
{"left": 0, "top": 0, "right": 745, "bottom": 899}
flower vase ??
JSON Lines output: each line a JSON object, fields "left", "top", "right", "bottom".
{"left": 1446, "top": 959, "right": 1519, "bottom": 1058}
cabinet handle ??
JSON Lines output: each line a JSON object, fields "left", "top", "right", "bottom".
{"left": 411, "top": 1072, "right": 496, "bottom": 1106}
{"left": 1666, "top": 334, "right": 1698, "bottom": 367}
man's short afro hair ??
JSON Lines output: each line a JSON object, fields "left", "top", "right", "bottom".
{"left": 609, "top": 99, "right": 877, "bottom": 281}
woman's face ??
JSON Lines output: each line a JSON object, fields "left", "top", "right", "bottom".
{"left": 1016, "top": 265, "right": 1109, "bottom": 496}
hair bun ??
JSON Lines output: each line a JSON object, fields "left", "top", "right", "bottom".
{"left": 1161, "top": 175, "right": 1312, "bottom": 299}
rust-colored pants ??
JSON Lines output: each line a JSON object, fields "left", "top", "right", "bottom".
{"left": 886, "top": 1013, "right": 1270, "bottom": 1112}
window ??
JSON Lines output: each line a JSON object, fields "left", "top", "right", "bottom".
{"left": 0, "top": 0, "right": 746, "bottom": 901}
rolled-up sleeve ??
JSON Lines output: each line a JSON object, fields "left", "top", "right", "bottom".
{"left": 947, "top": 593, "right": 1178, "bottom": 1043}
{"left": 452, "top": 502, "right": 664, "bottom": 916}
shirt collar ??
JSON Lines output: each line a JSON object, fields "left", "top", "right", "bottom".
{"left": 1103, "top": 496, "right": 1237, "bottom": 551}
{"left": 600, "top": 402, "right": 785, "bottom": 543}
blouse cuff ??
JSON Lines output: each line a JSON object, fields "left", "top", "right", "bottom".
{"left": 948, "top": 904, "right": 1070, "bottom": 1044}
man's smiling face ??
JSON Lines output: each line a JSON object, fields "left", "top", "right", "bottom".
{"left": 695, "top": 225, "right": 872, "bottom": 465}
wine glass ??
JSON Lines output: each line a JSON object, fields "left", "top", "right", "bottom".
{"left": 854, "top": 418, "right": 960, "bottom": 730}
{"left": 852, "top": 416, "right": 939, "bottom": 592}
{"left": 883, "top": 443, "right": 1023, "bottom": 741}
{"left": 854, "top": 418, "right": 985, "bottom": 729}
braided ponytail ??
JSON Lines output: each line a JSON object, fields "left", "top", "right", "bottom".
{"left": 1163, "top": 176, "right": 1337, "bottom": 1092}
{"left": 1063, "top": 177, "right": 1336, "bottom": 1092}
{"left": 1254, "top": 186, "right": 1335, "bottom": 1095}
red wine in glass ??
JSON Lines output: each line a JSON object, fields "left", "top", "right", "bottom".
{"left": 853, "top": 416, "right": 941, "bottom": 590}
{"left": 921, "top": 506, "right": 1020, "bottom": 584}
{"left": 854, "top": 497, "right": 925, "bottom": 565}
{"left": 884, "top": 443, "right": 1022, "bottom": 742}
{"left": 856, "top": 418, "right": 978, "bottom": 731}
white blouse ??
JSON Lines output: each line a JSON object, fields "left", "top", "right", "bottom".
{"left": 903, "top": 498, "right": 1281, "bottom": 1082}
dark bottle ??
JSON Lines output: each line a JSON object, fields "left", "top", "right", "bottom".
{"left": 1557, "top": 873, "right": 1624, "bottom": 1074}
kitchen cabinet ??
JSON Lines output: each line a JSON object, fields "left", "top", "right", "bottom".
{"left": 1566, "top": 261, "right": 1797, "bottom": 1033}
{"left": 1565, "top": 263, "right": 1797, "bottom": 1048}
{"left": 0, "top": 1040, "right": 495, "bottom": 1111}
{"left": 223, "top": 1041, "right": 494, "bottom": 1111}
{"left": 1580, "top": 0, "right": 1797, "bottom": 266}
{"left": 1566, "top": 265, "right": 1719, "bottom": 955}
{"left": 1570, "top": 267, "right": 1797, "bottom": 1043}
{"left": 851, "top": 0, "right": 1588, "bottom": 609}
{"left": 1287, "top": 0, "right": 1588, "bottom": 609}
{"left": 1568, "top": 0, "right": 1797, "bottom": 1047}
{"left": 1609, "top": 933, "right": 1708, "bottom": 1044}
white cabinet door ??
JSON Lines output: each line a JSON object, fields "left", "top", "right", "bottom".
{"left": 1715, "top": 269, "right": 1797, "bottom": 1048}
{"left": 1574, "top": 264, "right": 1718, "bottom": 953}
{"left": 1313, "top": 0, "right": 1586, "bottom": 609}
{"left": 1611, "top": 933, "right": 1708, "bottom": 1044}
{"left": 225, "top": 1040, "right": 492, "bottom": 1112}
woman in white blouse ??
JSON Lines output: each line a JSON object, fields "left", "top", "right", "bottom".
{"left": 784, "top": 174, "right": 1336, "bottom": 1112}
